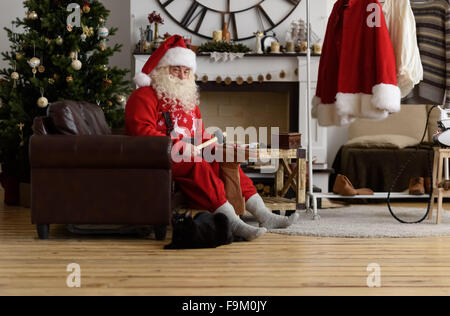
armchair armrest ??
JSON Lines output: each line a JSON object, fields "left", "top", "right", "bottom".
{"left": 30, "top": 135, "right": 172, "bottom": 169}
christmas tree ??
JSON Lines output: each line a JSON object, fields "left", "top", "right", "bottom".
{"left": 0, "top": 0, "right": 131, "bottom": 180}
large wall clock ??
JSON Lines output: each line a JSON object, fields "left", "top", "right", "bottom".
{"left": 157, "top": 0, "right": 301, "bottom": 41}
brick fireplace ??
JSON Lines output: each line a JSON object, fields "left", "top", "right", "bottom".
{"left": 198, "top": 82, "right": 298, "bottom": 145}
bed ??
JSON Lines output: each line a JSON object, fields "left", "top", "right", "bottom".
{"left": 330, "top": 105, "right": 438, "bottom": 193}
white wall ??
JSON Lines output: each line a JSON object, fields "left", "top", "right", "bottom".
{"left": 101, "top": 0, "right": 132, "bottom": 80}
{"left": 0, "top": 1, "right": 25, "bottom": 70}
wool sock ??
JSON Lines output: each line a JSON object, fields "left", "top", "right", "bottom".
{"left": 245, "top": 194, "right": 299, "bottom": 229}
{"left": 215, "top": 201, "right": 267, "bottom": 241}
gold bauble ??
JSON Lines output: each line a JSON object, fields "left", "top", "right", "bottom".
{"left": 11, "top": 72, "right": 19, "bottom": 80}
{"left": 82, "top": 4, "right": 90, "bottom": 13}
{"left": 66, "top": 75, "right": 73, "bottom": 83}
{"left": 55, "top": 36, "right": 63, "bottom": 46}
{"left": 15, "top": 52, "right": 24, "bottom": 61}
{"left": 99, "top": 41, "right": 107, "bottom": 51}
{"left": 102, "top": 78, "right": 112, "bottom": 89}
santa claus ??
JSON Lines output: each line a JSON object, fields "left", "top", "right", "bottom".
{"left": 125, "top": 35, "right": 298, "bottom": 241}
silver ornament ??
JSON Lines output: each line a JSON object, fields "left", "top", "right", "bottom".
{"left": 116, "top": 95, "right": 127, "bottom": 105}
{"left": 28, "top": 57, "right": 41, "bottom": 68}
{"left": 71, "top": 59, "right": 82, "bottom": 71}
{"left": 28, "top": 11, "right": 38, "bottom": 20}
{"left": 37, "top": 96, "right": 48, "bottom": 108}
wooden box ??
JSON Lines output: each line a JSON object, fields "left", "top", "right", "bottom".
{"left": 272, "top": 133, "right": 302, "bottom": 149}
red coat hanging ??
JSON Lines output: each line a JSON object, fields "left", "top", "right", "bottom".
{"left": 313, "top": 0, "right": 401, "bottom": 126}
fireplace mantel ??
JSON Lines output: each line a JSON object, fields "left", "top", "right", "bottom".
{"left": 134, "top": 53, "right": 320, "bottom": 83}
{"left": 133, "top": 54, "right": 326, "bottom": 165}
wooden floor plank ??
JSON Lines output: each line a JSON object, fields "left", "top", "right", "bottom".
{"left": 2, "top": 189, "right": 450, "bottom": 295}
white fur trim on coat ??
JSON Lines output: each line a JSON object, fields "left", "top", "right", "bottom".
{"left": 313, "top": 92, "right": 392, "bottom": 127}
{"left": 371, "top": 83, "right": 401, "bottom": 113}
{"left": 134, "top": 72, "right": 151, "bottom": 88}
{"left": 313, "top": 83, "right": 401, "bottom": 126}
{"left": 158, "top": 47, "right": 197, "bottom": 73}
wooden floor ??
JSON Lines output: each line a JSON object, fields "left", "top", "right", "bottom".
{"left": 2, "top": 191, "right": 450, "bottom": 296}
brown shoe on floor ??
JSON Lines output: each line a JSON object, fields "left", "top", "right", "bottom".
{"left": 438, "top": 180, "right": 450, "bottom": 191}
{"left": 409, "top": 177, "right": 425, "bottom": 195}
{"left": 333, "top": 174, "right": 374, "bottom": 196}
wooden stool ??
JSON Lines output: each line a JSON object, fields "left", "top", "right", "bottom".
{"left": 429, "top": 148, "right": 450, "bottom": 224}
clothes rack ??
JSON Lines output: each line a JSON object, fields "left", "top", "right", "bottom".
{"left": 304, "top": 0, "right": 430, "bottom": 220}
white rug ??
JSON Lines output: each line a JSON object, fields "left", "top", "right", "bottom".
{"left": 249, "top": 205, "right": 450, "bottom": 238}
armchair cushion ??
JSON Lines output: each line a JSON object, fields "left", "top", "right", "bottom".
{"left": 48, "top": 100, "right": 112, "bottom": 135}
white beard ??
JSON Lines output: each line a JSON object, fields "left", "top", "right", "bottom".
{"left": 150, "top": 67, "right": 199, "bottom": 112}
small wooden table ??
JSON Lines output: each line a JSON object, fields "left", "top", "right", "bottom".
{"left": 247, "top": 147, "right": 307, "bottom": 212}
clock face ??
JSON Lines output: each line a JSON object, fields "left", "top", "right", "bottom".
{"left": 158, "top": 0, "right": 301, "bottom": 41}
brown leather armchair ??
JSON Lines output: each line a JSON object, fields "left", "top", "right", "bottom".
{"left": 30, "top": 101, "right": 172, "bottom": 240}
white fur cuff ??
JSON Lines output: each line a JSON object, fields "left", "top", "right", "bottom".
{"left": 371, "top": 83, "right": 401, "bottom": 113}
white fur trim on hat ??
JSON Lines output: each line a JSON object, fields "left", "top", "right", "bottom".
{"left": 134, "top": 72, "right": 151, "bottom": 88}
{"left": 157, "top": 47, "right": 197, "bottom": 73}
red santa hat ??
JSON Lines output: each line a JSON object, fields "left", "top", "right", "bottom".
{"left": 134, "top": 35, "right": 197, "bottom": 88}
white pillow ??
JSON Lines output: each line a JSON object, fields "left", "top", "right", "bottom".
{"left": 345, "top": 134, "right": 420, "bottom": 149}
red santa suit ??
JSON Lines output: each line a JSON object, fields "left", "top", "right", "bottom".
{"left": 126, "top": 35, "right": 257, "bottom": 212}
{"left": 313, "top": 0, "right": 401, "bottom": 126}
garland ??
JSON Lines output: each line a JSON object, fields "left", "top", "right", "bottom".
{"left": 198, "top": 41, "right": 251, "bottom": 54}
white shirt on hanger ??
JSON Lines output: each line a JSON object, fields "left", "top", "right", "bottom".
{"left": 382, "top": 0, "right": 424, "bottom": 98}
